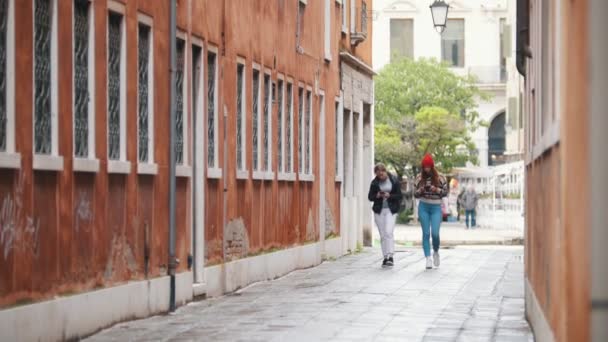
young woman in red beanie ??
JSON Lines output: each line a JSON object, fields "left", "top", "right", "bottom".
{"left": 414, "top": 154, "right": 449, "bottom": 269}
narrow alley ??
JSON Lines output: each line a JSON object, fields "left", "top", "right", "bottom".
{"left": 87, "top": 246, "right": 533, "bottom": 342}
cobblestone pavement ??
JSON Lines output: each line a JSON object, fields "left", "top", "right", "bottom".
{"left": 87, "top": 246, "right": 533, "bottom": 342}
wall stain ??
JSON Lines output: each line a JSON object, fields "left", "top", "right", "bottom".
{"left": 0, "top": 176, "right": 40, "bottom": 260}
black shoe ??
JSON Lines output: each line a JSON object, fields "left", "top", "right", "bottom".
{"left": 382, "top": 258, "right": 388, "bottom": 267}
{"left": 386, "top": 257, "right": 394, "bottom": 267}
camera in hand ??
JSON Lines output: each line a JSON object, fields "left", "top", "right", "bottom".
{"left": 425, "top": 185, "right": 431, "bottom": 192}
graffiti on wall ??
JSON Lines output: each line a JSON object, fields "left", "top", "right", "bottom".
{"left": 74, "top": 190, "right": 93, "bottom": 233}
{"left": 0, "top": 176, "right": 40, "bottom": 260}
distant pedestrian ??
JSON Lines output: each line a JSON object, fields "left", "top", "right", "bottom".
{"left": 461, "top": 185, "right": 479, "bottom": 229}
{"left": 414, "top": 154, "right": 448, "bottom": 269}
{"left": 457, "top": 188, "right": 465, "bottom": 221}
{"left": 368, "top": 163, "right": 403, "bottom": 268}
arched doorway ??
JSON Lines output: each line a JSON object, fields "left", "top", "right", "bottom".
{"left": 488, "top": 112, "right": 506, "bottom": 166}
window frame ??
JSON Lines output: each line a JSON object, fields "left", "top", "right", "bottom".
{"left": 278, "top": 77, "right": 296, "bottom": 181}
{"left": 136, "top": 13, "right": 157, "bottom": 175}
{"left": 72, "top": 0, "right": 99, "bottom": 173}
{"left": 297, "top": 83, "right": 305, "bottom": 176}
{"left": 32, "top": 0, "right": 64, "bottom": 171}
{"left": 389, "top": 18, "right": 414, "bottom": 61}
{"left": 251, "top": 63, "right": 264, "bottom": 179}
{"left": 235, "top": 56, "right": 248, "bottom": 180}
{"left": 206, "top": 44, "right": 221, "bottom": 179}
{"left": 106, "top": 1, "right": 129, "bottom": 174}
{"left": 335, "top": 93, "right": 344, "bottom": 182}
{"left": 300, "top": 85, "right": 314, "bottom": 182}
{"left": 262, "top": 68, "right": 274, "bottom": 180}
{"left": 441, "top": 18, "right": 466, "bottom": 68}
{"left": 276, "top": 73, "right": 286, "bottom": 178}
{"left": 0, "top": 0, "right": 20, "bottom": 169}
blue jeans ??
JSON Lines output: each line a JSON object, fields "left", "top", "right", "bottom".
{"left": 418, "top": 202, "right": 442, "bottom": 257}
{"left": 465, "top": 209, "right": 476, "bottom": 228}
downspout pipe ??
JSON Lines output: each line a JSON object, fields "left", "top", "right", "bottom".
{"left": 516, "top": 0, "right": 531, "bottom": 77}
{"left": 168, "top": 0, "right": 177, "bottom": 312}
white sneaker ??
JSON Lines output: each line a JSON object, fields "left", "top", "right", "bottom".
{"left": 433, "top": 251, "right": 440, "bottom": 267}
{"left": 426, "top": 257, "right": 433, "bottom": 269}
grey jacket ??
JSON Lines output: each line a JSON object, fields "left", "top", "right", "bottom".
{"left": 460, "top": 191, "right": 479, "bottom": 211}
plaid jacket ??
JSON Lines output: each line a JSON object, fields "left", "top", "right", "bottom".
{"left": 413, "top": 173, "right": 449, "bottom": 201}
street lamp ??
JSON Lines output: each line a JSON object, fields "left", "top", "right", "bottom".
{"left": 430, "top": 0, "right": 450, "bottom": 34}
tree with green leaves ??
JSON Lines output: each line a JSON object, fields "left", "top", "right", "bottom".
{"left": 374, "top": 58, "right": 488, "bottom": 177}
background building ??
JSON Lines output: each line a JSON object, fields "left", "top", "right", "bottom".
{"left": 0, "top": 0, "right": 374, "bottom": 340}
{"left": 372, "top": 0, "right": 510, "bottom": 168}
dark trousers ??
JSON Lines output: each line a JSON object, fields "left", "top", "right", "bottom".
{"left": 465, "top": 209, "right": 476, "bottom": 228}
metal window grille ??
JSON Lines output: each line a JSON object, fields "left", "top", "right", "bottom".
{"left": 298, "top": 88, "right": 303, "bottom": 174}
{"left": 286, "top": 83, "right": 293, "bottom": 173}
{"left": 335, "top": 101, "right": 339, "bottom": 175}
{"left": 0, "top": 0, "right": 8, "bottom": 152}
{"left": 263, "top": 74, "right": 270, "bottom": 171}
{"left": 207, "top": 51, "right": 217, "bottom": 168}
{"left": 175, "top": 38, "right": 184, "bottom": 164}
{"left": 107, "top": 12, "right": 122, "bottom": 160}
{"left": 236, "top": 64, "right": 244, "bottom": 170}
{"left": 34, "top": 0, "right": 52, "bottom": 154}
{"left": 252, "top": 69, "right": 260, "bottom": 171}
{"left": 277, "top": 80, "right": 284, "bottom": 173}
{"left": 305, "top": 90, "right": 311, "bottom": 174}
{"left": 138, "top": 24, "right": 150, "bottom": 162}
{"left": 74, "top": 0, "right": 89, "bottom": 158}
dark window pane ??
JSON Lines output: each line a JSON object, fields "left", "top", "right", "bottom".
{"left": 277, "top": 80, "right": 284, "bottom": 173}
{"left": 74, "top": 0, "right": 90, "bottom": 158}
{"left": 107, "top": 12, "right": 122, "bottom": 160}
{"left": 34, "top": 0, "right": 52, "bottom": 154}
{"left": 175, "top": 38, "right": 185, "bottom": 164}
{"left": 286, "top": 83, "right": 293, "bottom": 173}
{"left": 305, "top": 91, "right": 311, "bottom": 174}
{"left": 0, "top": 0, "right": 8, "bottom": 151}
{"left": 207, "top": 51, "right": 217, "bottom": 168}
{"left": 298, "top": 87, "right": 303, "bottom": 174}
{"left": 236, "top": 64, "right": 244, "bottom": 170}
{"left": 138, "top": 24, "right": 150, "bottom": 162}
{"left": 263, "top": 74, "right": 270, "bottom": 171}
{"left": 252, "top": 69, "right": 260, "bottom": 171}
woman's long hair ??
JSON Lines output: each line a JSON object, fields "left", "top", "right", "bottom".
{"left": 423, "top": 167, "right": 440, "bottom": 187}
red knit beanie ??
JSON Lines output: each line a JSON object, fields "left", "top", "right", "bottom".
{"left": 421, "top": 154, "right": 435, "bottom": 168}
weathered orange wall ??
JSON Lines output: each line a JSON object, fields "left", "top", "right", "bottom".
{"left": 524, "top": 0, "right": 591, "bottom": 341}
{"left": 0, "top": 0, "right": 368, "bottom": 308}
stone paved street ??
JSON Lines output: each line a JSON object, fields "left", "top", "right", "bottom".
{"left": 87, "top": 246, "right": 533, "bottom": 342}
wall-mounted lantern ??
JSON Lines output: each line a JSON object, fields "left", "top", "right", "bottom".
{"left": 430, "top": 0, "right": 450, "bottom": 34}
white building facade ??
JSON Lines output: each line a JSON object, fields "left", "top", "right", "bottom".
{"left": 372, "top": 0, "right": 515, "bottom": 167}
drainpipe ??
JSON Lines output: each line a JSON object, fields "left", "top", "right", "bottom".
{"left": 168, "top": 0, "right": 178, "bottom": 312}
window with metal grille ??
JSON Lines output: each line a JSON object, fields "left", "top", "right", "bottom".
{"left": 236, "top": 62, "right": 245, "bottom": 171}
{"left": 277, "top": 79, "right": 284, "bottom": 173}
{"left": 263, "top": 73, "right": 271, "bottom": 171}
{"left": 286, "top": 82, "right": 293, "bottom": 173}
{"left": 138, "top": 23, "right": 151, "bottom": 162}
{"left": 107, "top": 11, "right": 122, "bottom": 160}
{"left": 335, "top": 101, "right": 339, "bottom": 175}
{"left": 73, "top": 0, "right": 90, "bottom": 158}
{"left": 298, "top": 87, "right": 304, "bottom": 174}
{"left": 175, "top": 38, "right": 185, "bottom": 165}
{"left": 390, "top": 19, "right": 413, "bottom": 61}
{"left": 34, "top": 0, "right": 53, "bottom": 155}
{"left": 0, "top": 0, "right": 8, "bottom": 153}
{"left": 207, "top": 50, "right": 217, "bottom": 168}
{"left": 305, "top": 89, "right": 312, "bottom": 175}
{"left": 252, "top": 68, "right": 260, "bottom": 171}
